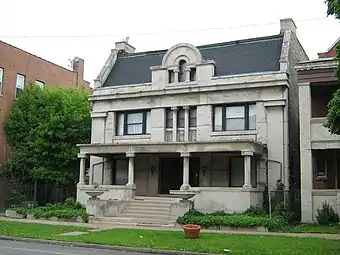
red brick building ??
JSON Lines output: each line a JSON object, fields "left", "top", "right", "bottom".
{"left": 0, "top": 40, "right": 92, "bottom": 164}
{"left": 317, "top": 37, "right": 339, "bottom": 58}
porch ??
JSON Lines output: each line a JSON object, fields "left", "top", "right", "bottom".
{"left": 311, "top": 149, "right": 340, "bottom": 219}
{"left": 76, "top": 141, "right": 266, "bottom": 214}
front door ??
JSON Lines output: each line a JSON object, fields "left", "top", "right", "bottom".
{"left": 159, "top": 157, "right": 182, "bottom": 194}
{"left": 189, "top": 157, "right": 200, "bottom": 187}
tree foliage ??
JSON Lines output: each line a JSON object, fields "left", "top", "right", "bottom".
{"left": 324, "top": 0, "right": 340, "bottom": 134}
{"left": 2, "top": 85, "right": 91, "bottom": 184}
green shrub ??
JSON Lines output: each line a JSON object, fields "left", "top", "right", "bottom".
{"left": 273, "top": 202, "right": 297, "bottom": 223}
{"left": 13, "top": 197, "right": 88, "bottom": 223}
{"left": 245, "top": 205, "right": 267, "bottom": 216}
{"left": 177, "top": 212, "right": 288, "bottom": 232}
{"left": 316, "top": 201, "right": 340, "bottom": 226}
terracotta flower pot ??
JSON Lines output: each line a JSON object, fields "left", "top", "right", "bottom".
{"left": 183, "top": 224, "right": 201, "bottom": 238}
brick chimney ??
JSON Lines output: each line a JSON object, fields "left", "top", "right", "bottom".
{"left": 115, "top": 41, "right": 135, "bottom": 54}
{"left": 280, "top": 18, "right": 297, "bottom": 34}
{"left": 72, "top": 57, "right": 85, "bottom": 86}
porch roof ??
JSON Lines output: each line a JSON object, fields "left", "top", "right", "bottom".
{"left": 77, "top": 140, "right": 266, "bottom": 156}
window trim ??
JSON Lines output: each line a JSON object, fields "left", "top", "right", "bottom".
{"left": 116, "top": 110, "right": 151, "bottom": 136}
{"left": 15, "top": 73, "right": 25, "bottom": 99}
{"left": 212, "top": 103, "right": 256, "bottom": 131}
{"left": 0, "top": 67, "right": 3, "bottom": 95}
{"left": 313, "top": 150, "right": 328, "bottom": 179}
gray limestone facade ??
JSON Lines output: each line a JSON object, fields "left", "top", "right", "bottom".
{"left": 77, "top": 18, "right": 308, "bottom": 216}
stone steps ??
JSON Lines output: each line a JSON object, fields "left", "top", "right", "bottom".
{"left": 95, "top": 196, "right": 178, "bottom": 226}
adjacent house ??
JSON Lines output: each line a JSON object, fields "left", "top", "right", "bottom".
{"left": 297, "top": 38, "right": 340, "bottom": 223}
{"left": 77, "top": 19, "right": 308, "bottom": 224}
{"left": 0, "top": 40, "right": 92, "bottom": 165}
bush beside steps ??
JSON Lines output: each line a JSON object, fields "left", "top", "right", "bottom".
{"left": 6, "top": 197, "right": 89, "bottom": 223}
{"left": 177, "top": 207, "right": 291, "bottom": 232}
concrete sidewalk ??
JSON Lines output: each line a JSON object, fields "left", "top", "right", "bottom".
{"left": 1, "top": 217, "right": 340, "bottom": 240}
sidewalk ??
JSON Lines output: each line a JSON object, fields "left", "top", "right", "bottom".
{"left": 1, "top": 216, "right": 340, "bottom": 240}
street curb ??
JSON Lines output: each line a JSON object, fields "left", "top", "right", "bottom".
{"left": 0, "top": 235, "right": 218, "bottom": 255}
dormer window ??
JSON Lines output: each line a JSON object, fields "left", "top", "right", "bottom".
{"left": 190, "top": 68, "right": 196, "bottom": 81}
{"left": 178, "top": 60, "right": 186, "bottom": 82}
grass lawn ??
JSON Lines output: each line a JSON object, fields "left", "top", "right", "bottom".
{"left": 293, "top": 224, "right": 340, "bottom": 234}
{"left": 0, "top": 221, "right": 340, "bottom": 254}
{"left": 0, "top": 220, "right": 89, "bottom": 239}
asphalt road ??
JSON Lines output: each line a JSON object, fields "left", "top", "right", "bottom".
{"left": 0, "top": 240, "right": 145, "bottom": 255}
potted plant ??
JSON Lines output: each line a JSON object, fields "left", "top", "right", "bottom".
{"left": 183, "top": 224, "right": 201, "bottom": 238}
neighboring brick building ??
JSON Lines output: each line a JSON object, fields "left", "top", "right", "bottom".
{"left": 297, "top": 38, "right": 339, "bottom": 223}
{"left": 0, "top": 39, "right": 92, "bottom": 164}
{"left": 317, "top": 37, "right": 339, "bottom": 59}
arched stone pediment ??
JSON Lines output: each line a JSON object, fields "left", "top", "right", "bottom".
{"left": 162, "top": 43, "right": 203, "bottom": 67}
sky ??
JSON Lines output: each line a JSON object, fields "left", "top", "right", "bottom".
{"left": 1, "top": 0, "right": 339, "bottom": 85}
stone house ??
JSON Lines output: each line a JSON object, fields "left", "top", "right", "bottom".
{"left": 77, "top": 18, "right": 308, "bottom": 224}
{"left": 297, "top": 38, "right": 340, "bottom": 223}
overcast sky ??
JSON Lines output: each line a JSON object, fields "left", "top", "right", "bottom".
{"left": 1, "top": 0, "right": 339, "bottom": 85}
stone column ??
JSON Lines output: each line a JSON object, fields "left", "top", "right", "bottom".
{"left": 180, "top": 152, "right": 191, "bottom": 190}
{"left": 174, "top": 70, "right": 179, "bottom": 83}
{"left": 184, "top": 106, "right": 190, "bottom": 142}
{"left": 185, "top": 68, "right": 191, "bottom": 82}
{"left": 126, "top": 152, "right": 135, "bottom": 187}
{"left": 299, "top": 82, "right": 313, "bottom": 223}
{"left": 171, "top": 107, "right": 178, "bottom": 142}
{"left": 242, "top": 150, "right": 253, "bottom": 188}
{"left": 78, "top": 153, "right": 87, "bottom": 185}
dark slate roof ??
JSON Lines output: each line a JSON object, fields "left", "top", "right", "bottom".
{"left": 103, "top": 34, "right": 284, "bottom": 87}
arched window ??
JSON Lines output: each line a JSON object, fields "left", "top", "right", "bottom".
{"left": 178, "top": 60, "right": 186, "bottom": 82}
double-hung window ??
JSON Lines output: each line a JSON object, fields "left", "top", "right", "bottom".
{"left": 35, "top": 80, "right": 45, "bottom": 89}
{"left": 0, "top": 68, "right": 3, "bottom": 95}
{"left": 16, "top": 74, "right": 25, "bottom": 98}
{"left": 213, "top": 104, "right": 256, "bottom": 131}
{"left": 116, "top": 110, "right": 151, "bottom": 135}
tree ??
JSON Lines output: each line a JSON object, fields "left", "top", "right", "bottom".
{"left": 324, "top": 0, "right": 340, "bottom": 134}
{"left": 2, "top": 84, "right": 91, "bottom": 185}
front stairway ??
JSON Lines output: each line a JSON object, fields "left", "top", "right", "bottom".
{"left": 95, "top": 196, "right": 181, "bottom": 227}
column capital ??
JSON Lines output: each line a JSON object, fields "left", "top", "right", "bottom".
{"left": 298, "top": 82, "right": 310, "bottom": 87}
{"left": 181, "top": 152, "right": 191, "bottom": 157}
{"left": 183, "top": 105, "right": 190, "bottom": 110}
{"left": 171, "top": 106, "right": 178, "bottom": 111}
{"left": 241, "top": 150, "right": 254, "bottom": 156}
{"left": 126, "top": 152, "right": 135, "bottom": 158}
{"left": 91, "top": 112, "right": 108, "bottom": 118}
{"left": 77, "top": 153, "right": 87, "bottom": 159}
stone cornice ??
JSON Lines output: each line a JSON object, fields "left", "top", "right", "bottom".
{"left": 90, "top": 72, "right": 289, "bottom": 101}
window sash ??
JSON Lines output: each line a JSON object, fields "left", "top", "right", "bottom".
{"left": 0, "top": 68, "right": 3, "bottom": 94}
{"left": 189, "top": 108, "right": 197, "bottom": 127}
{"left": 213, "top": 104, "right": 256, "bottom": 131}
{"left": 166, "top": 109, "right": 173, "bottom": 128}
{"left": 35, "top": 80, "right": 45, "bottom": 89}
{"left": 16, "top": 74, "right": 25, "bottom": 98}
{"left": 178, "top": 109, "right": 185, "bottom": 128}
{"left": 114, "top": 159, "right": 128, "bottom": 185}
{"left": 116, "top": 110, "right": 150, "bottom": 135}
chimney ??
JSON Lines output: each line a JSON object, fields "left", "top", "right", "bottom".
{"left": 280, "top": 18, "right": 297, "bottom": 34}
{"left": 72, "top": 57, "right": 85, "bottom": 86}
{"left": 115, "top": 41, "right": 136, "bottom": 54}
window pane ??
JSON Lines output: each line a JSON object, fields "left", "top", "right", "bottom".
{"left": 146, "top": 111, "right": 151, "bottom": 133}
{"left": 226, "top": 106, "right": 244, "bottom": 118}
{"left": 230, "top": 157, "right": 244, "bottom": 187}
{"left": 214, "top": 106, "right": 222, "bottom": 131}
{"left": 115, "top": 159, "right": 128, "bottom": 185}
{"left": 166, "top": 109, "right": 173, "bottom": 128}
{"left": 178, "top": 109, "right": 185, "bottom": 128}
{"left": 16, "top": 74, "right": 25, "bottom": 89}
{"left": 249, "top": 104, "right": 256, "bottom": 130}
{"left": 0, "top": 68, "right": 3, "bottom": 94}
{"left": 35, "top": 80, "right": 44, "bottom": 89}
{"left": 127, "top": 124, "right": 143, "bottom": 134}
{"left": 127, "top": 112, "right": 143, "bottom": 124}
{"left": 315, "top": 150, "right": 327, "bottom": 177}
{"left": 226, "top": 118, "right": 245, "bottom": 130}
{"left": 189, "top": 108, "right": 197, "bottom": 127}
